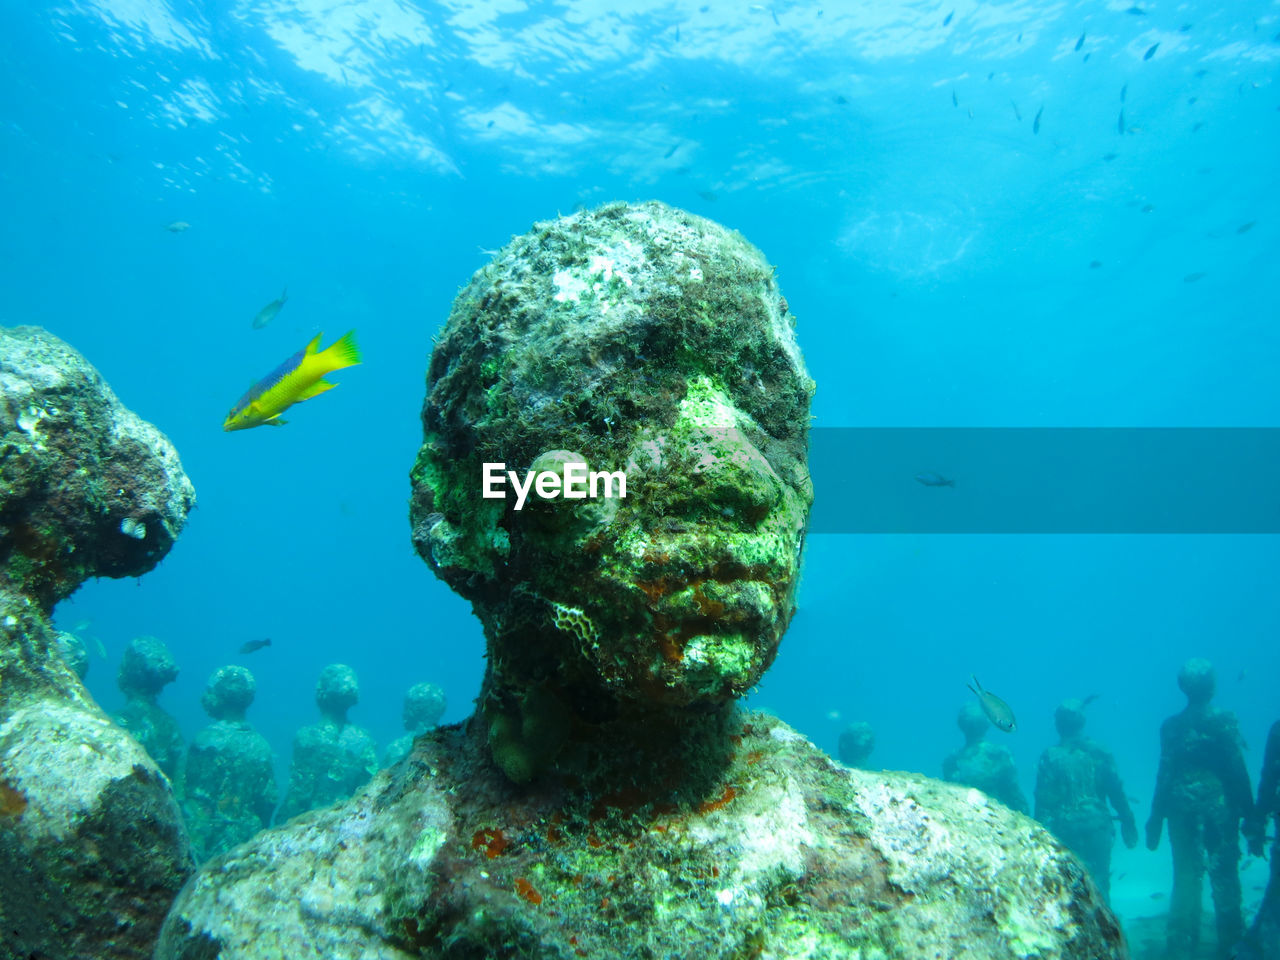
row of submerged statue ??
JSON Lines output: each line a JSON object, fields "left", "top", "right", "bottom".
{"left": 101, "top": 634, "right": 445, "bottom": 863}
{"left": 0, "top": 202, "right": 1270, "bottom": 959}
{"left": 841, "top": 662, "right": 1280, "bottom": 960}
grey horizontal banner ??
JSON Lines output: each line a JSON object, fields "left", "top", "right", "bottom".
{"left": 807, "top": 428, "right": 1280, "bottom": 533}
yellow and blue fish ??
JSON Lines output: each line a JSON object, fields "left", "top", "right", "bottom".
{"left": 223, "top": 331, "right": 361, "bottom": 431}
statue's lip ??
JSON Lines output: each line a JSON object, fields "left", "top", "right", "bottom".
{"left": 635, "top": 558, "right": 776, "bottom": 609}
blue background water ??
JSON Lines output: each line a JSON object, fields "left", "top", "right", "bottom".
{"left": 2, "top": 0, "right": 1277, "bottom": 929}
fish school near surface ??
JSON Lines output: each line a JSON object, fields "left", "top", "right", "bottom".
{"left": 223, "top": 330, "right": 361, "bottom": 431}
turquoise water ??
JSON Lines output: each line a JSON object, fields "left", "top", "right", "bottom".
{"left": 2, "top": 0, "right": 1277, "bottom": 933}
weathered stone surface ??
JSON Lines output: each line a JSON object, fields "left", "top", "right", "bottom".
{"left": 157, "top": 712, "right": 1124, "bottom": 959}
{"left": 0, "top": 589, "right": 193, "bottom": 960}
{"left": 0, "top": 326, "right": 195, "bottom": 959}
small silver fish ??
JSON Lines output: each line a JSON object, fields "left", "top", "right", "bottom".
{"left": 1075, "top": 32, "right": 1085, "bottom": 52}
{"left": 1033, "top": 105, "right": 1043, "bottom": 134}
{"left": 1143, "top": 43, "right": 1159, "bottom": 61}
{"left": 915, "top": 472, "right": 955, "bottom": 488}
{"left": 968, "top": 675, "right": 1016, "bottom": 732}
{"left": 166, "top": 221, "right": 190, "bottom": 233}
{"left": 252, "top": 287, "right": 288, "bottom": 330}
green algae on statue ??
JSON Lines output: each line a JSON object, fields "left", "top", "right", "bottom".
{"left": 410, "top": 200, "right": 813, "bottom": 780}
{"left": 157, "top": 202, "right": 1125, "bottom": 960}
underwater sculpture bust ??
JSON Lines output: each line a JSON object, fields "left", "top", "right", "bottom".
{"left": 157, "top": 202, "right": 1123, "bottom": 959}
{"left": 0, "top": 325, "right": 194, "bottom": 960}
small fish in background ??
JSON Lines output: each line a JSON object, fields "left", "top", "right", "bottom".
{"left": 1103, "top": 152, "right": 1118, "bottom": 161}
{"left": 1075, "top": 31, "right": 1085, "bottom": 52}
{"left": 915, "top": 472, "right": 955, "bottom": 487}
{"left": 1033, "top": 105, "right": 1043, "bottom": 134}
{"left": 223, "top": 330, "right": 361, "bottom": 431}
{"left": 1183, "top": 272, "right": 1207, "bottom": 283}
{"left": 252, "top": 287, "right": 288, "bottom": 330}
{"left": 697, "top": 190, "right": 718, "bottom": 202}
{"left": 1089, "top": 260, "right": 1103, "bottom": 268}
{"left": 943, "top": 9, "right": 954, "bottom": 26}
{"left": 1011, "top": 99, "right": 1022, "bottom": 122}
{"left": 968, "top": 675, "right": 1017, "bottom": 732}
{"left": 1118, "top": 109, "right": 1126, "bottom": 134}
{"left": 952, "top": 90, "right": 958, "bottom": 107}
{"left": 166, "top": 221, "right": 190, "bottom": 233}
{"left": 1150, "top": 892, "right": 1165, "bottom": 900}
{"left": 1127, "top": 5, "right": 1146, "bottom": 14}
{"left": 1141, "top": 203, "right": 1155, "bottom": 213}
{"left": 771, "top": 7, "right": 779, "bottom": 25}
{"left": 663, "top": 143, "right": 679, "bottom": 160}
{"left": 1143, "top": 42, "right": 1159, "bottom": 61}
{"left": 833, "top": 94, "right": 849, "bottom": 105}
{"left": 1237, "top": 221, "right": 1256, "bottom": 234}
{"left": 239, "top": 638, "right": 271, "bottom": 654}
{"left": 1121, "top": 83, "right": 1127, "bottom": 102}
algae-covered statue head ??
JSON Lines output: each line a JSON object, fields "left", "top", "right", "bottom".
{"left": 411, "top": 201, "right": 813, "bottom": 771}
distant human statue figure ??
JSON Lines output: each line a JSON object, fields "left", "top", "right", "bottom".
{"left": 1240, "top": 718, "right": 1280, "bottom": 960}
{"left": 1033, "top": 698, "right": 1137, "bottom": 902}
{"left": 276, "top": 663, "right": 377, "bottom": 823}
{"left": 1146, "top": 658, "right": 1255, "bottom": 960}
{"left": 183, "top": 666, "right": 277, "bottom": 864}
{"left": 837, "top": 720, "right": 875, "bottom": 769}
{"left": 111, "top": 635, "right": 184, "bottom": 788}
{"left": 383, "top": 682, "right": 447, "bottom": 767}
{"left": 943, "top": 701, "right": 1028, "bottom": 813}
